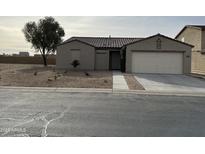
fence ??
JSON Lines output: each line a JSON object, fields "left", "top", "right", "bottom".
{"left": 0, "top": 56, "right": 56, "bottom": 65}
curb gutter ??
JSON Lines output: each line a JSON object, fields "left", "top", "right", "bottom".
{"left": 0, "top": 86, "right": 205, "bottom": 97}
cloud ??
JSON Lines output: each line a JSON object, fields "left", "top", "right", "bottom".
{"left": 0, "top": 26, "right": 20, "bottom": 32}
{"left": 1, "top": 16, "right": 205, "bottom": 54}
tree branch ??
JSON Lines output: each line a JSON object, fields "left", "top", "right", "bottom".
{"left": 39, "top": 49, "right": 43, "bottom": 55}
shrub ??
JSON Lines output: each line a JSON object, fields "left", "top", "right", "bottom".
{"left": 34, "top": 71, "right": 38, "bottom": 76}
{"left": 85, "top": 72, "right": 90, "bottom": 76}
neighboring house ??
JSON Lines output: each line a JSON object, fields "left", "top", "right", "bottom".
{"left": 57, "top": 33, "right": 193, "bottom": 74}
{"left": 19, "top": 52, "right": 29, "bottom": 57}
{"left": 12, "top": 53, "right": 19, "bottom": 57}
{"left": 175, "top": 25, "right": 205, "bottom": 74}
{"left": 12, "top": 52, "right": 30, "bottom": 57}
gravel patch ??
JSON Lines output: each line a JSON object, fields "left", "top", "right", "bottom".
{"left": 124, "top": 73, "right": 145, "bottom": 90}
{"left": 0, "top": 64, "right": 112, "bottom": 89}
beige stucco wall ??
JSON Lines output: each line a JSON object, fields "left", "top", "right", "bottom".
{"left": 176, "top": 27, "right": 201, "bottom": 51}
{"left": 176, "top": 27, "right": 205, "bottom": 74}
{"left": 201, "top": 31, "right": 205, "bottom": 50}
{"left": 56, "top": 41, "right": 95, "bottom": 70}
{"left": 126, "top": 35, "right": 192, "bottom": 74}
{"left": 192, "top": 51, "right": 205, "bottom": 74}
{"left": 95, "top": 50, "right": 109, "bottom": 70}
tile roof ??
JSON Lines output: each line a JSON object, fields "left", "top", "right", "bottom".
{"left": 62, "top": 37, "right": 143, "bottom": 48}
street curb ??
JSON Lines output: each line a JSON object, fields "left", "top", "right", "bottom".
{"left": 0, "top": 86, "right": 112, "bottom": 93}
{"left": 113, "top": 90, "right": 205, "bottom": 97}
{"left": 189, "top": 74, "right": 205, "bottom": 80}
{"left": 0, "top": 86, "right": 205, "bottom": 97}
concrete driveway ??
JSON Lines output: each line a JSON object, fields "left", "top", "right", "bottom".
{"left": 135, "top": 74, "right": 205, "bottom": 93}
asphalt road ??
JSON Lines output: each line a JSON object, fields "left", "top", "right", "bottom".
{"left": 0, "top": 88, "right": 205, "bottom": 137}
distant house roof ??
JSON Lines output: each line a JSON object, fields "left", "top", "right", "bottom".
{"left": 60, "top": 37, "right": 143, "bottom": 48}
{"left": 175, "top": 25, "right": 205, "bottom": 39}
{"left": 188, "top": 25, "right": 205, "bottom": 29}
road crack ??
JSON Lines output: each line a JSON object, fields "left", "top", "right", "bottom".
{"left": 41, "top": 109, "right": 68, "bottom": 137}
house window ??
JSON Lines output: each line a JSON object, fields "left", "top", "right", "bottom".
{"left": 156, "top": 38, "right": 162, "bottom": 49}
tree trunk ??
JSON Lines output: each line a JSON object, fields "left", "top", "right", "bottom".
{"left": 42, "top": 54, "right": 47, "bottom": 66}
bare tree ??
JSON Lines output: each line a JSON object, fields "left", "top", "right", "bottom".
{"left": 23, "top": 16, "right": 65, "bottom": 66}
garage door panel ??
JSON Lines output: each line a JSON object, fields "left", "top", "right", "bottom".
{"left": 131, "top": 52, "right": 183, "bottom": 74}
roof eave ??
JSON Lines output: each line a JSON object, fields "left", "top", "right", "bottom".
{"left": 57, "top": 39, "right": 96, "bottom": 48}
{"left": 175, "top": 25, "right": 203, "bottom": 39}
{"left": 124, "top": 33, "right": 194, "bottom": 48}
{"left": 175, "top": 26, "right": 187, "bottom": 39}
{"left": 161, "top": 33, "right": 194, "bottom": 48}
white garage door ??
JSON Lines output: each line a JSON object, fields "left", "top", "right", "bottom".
{"left": 131, "top": 52, "right": 183, "bottom": 74}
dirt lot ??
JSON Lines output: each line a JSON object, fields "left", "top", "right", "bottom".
{"left": 0, "top": 64, "right": 112, "bottom": 88}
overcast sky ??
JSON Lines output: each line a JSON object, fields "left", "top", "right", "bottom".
{"left": 1, "top": 16, "right": 205, "bottom": 54}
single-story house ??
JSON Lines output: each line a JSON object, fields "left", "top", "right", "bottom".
{"left": 175, "top": 25, "right": 205, "bottom": 74}
{"left": 56, "top": 33, "right": 193, "bottom": 74}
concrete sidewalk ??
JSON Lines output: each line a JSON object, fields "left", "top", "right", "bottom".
{"left": 112, "top": 71, "right": 129, "bottom": 91}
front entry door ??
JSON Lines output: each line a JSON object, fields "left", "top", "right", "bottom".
{"left": 110, "top": 51, "right": 120, "bottom": 70}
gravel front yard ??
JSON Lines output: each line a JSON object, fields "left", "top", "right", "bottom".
{"left": 124, "top": 73, "right": 145, "bottom": 90}
{"left": 0, "top": 64, "right": 112, "bottom": 88}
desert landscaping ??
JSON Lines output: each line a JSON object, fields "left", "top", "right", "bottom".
{"left": 0, "top": 64, "right": 112, "bottom": 88}
{"left": 123, "top": 73, "right": 145, "bottom": 90}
